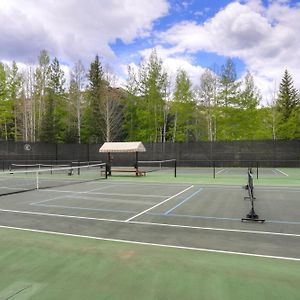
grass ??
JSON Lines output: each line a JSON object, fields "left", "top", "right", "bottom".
{"left": 0, "top": 228, "right": 300, "bottom": 300}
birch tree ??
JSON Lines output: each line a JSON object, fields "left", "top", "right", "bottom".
{"left": 33, "top": 50, "right": 50, "bottom": 140}
{"left": 198, "top": 69, "right": 218, "bottom": 141}
{"left": 102, "top": 67, "right": 123, "bottom": 142}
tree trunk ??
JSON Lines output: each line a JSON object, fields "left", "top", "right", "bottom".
{"left": 173, "top": 111, "right": 177, "bottom": 142}
{"left": 77, "top": 93, "right": 81, "bottom": 143}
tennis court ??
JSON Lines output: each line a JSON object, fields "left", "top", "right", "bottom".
{"left": 0, "top": 167, "right": 300, "bottom": 258}
{"left": 0, "top": 163, "right": 300, "bottom": 299}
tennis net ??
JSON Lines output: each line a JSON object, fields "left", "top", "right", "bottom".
{"left": 0, "top": 163, "right": 107, "bottom": 197}
{"left": 137, "top": 159, "right": 177, "bottom": 177}
{"left": 9, "top": 163, "right": 71, "bottom": 172}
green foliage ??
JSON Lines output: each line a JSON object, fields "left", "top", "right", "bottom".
{"left": 64, "top": 79, "right": 80, "bottom": 143}
{"left": 123, "top": 50, "right": 168, "bottom": 142}
{"left": 0, "top": 64, "right": 9, "bottom": 139}
{"left": 7, "top": 61, "right": 22, "bottom": 140}
{"left": 239, "top": 71, "right": 261, "bottom": 109}
{"left": 275, "top": 70, "right": 299, "bottom": 139}
{"left": 86, "top": 55, "right": 104, "bottom": 143}
{"left": 40, "top": 57, "right": 66, "bottom": 143}
{"left": 34, "top": 50, "right": 51, "bottom": 140}
{"left": 2, "top": 49, "right": 299, "bottom": 143}
{"left": 218, "top": 58, "right": 241, "bottom": 107}
{"left": 170, "top": 70, "right": 195, "bottom": 142}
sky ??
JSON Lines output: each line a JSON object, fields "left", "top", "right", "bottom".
{"left": 1, "top": 0, "right": 300, "bottom": 104}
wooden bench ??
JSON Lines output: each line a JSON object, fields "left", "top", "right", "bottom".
{"left": 110, "top": 168, "right": 146, "bottom": 176}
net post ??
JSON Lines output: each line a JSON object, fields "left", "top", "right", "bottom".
{"left": 36, "top": 171, "right": 39, "bottom": 190}
{"left": 135, "top": 152, "right": 139, "bottom": 176}
{"left": 213, "top": 161, "right": 216, "bottom": 178}
{"left": 107, "top": 152, "right": 112, "bottom": 176}
{"left": 174, "top": 159, "right": 177, "bottom": 178}
{"left": 105, "top": 163, "right": 110, "bottom": 178}
{"left": 256, "top": 161, "right": 259, "bottom": 179}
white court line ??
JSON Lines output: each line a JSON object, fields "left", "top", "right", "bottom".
{"left": 216, "top": 168, "right": 227, "bottom": 174}
{"left": 84, "top": 185, "right": 113, "bottom": 193}
{"left": 125, "top": 185, "right": 194, "bottom": 222}
{"left": 101, "top": 181, "right": 191, "bottom": 187}
{"left": 275, "top": 169, "right": 289, "bottom": 177}
{"left": 30, "top": 195, "right": 68, "bottom": 205}
{"left": 0, "top": 225, "right": 300, "bottom": 262}
{"left": 0, "top": 187, "right": 28, "bottom": 191}
{"left": 39, "top": 189, "right": 169, "bottom": 199}
{"left": 221, "top": 168, "right": 232, "bottom": 174}
{"left": 1, "top": 208, "right": 300, "bottom": 238}
{"left": 49, "top": 194, "right": 156, "bottom": 206}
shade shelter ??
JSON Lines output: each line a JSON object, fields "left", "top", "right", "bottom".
{"left": 99, "top": 142, "right": 146, "bottom": 176}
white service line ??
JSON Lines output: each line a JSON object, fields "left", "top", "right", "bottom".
{"left": 275, "top": 169, "right": 289, "bottom": 177}
{"left": 1, "top": 225, "right": 300, "bottom": 262}
{"left": 61, "top": 194, "right": 157, "bottom": 206}
{"left": 30, "top": 195, "right": 67, "bottom": 205}
{"left": 125, "top": 185, "right": 194, "bottom": 222}
{"left": 39, "top": 189, "right": 169, "bottom": 198}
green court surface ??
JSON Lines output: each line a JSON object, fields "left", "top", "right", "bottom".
{"left": 0, "top": 165, "right": 300, "bottom": 299}
{"left": 0, "top": 228, "right": 300, "bottom": 300}
{"left": 109, "top": 166, "right": 300, "bottom": 186}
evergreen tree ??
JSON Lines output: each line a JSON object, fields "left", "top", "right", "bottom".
{"left": 85, "top": 55, "right": 104, "bottom": 143}
{"left": 276, "top": 70, "right": 299, "bottom": 139}
{"left": 7, "top": 61, "right": 22, "bottom": 140}
{"left": 40, "top": 57, "right": 66, "bottom": 142}
{"left": 277, "top": 70, "right": 298, "bottom": 120}
{"left": 0, "top": 63, "right": 12, "bottom": 140}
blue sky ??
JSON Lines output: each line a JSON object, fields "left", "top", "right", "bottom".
{"left": 1, "top": 0, "right": 300, "bottom": 102}
{"left": 109, "top": 0, "right": 247, "bottom": 76}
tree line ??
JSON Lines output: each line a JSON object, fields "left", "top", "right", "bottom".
{"left": 0, "top": 49, "right": 299, "bottom": 143}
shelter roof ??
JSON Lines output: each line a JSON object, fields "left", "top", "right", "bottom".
{"left": 99, "top": 142, "right": 146, "bottom": 153}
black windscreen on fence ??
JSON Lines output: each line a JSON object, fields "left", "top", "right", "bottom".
{"left": 0, "top": 140, "right": 299, "bottom": 169}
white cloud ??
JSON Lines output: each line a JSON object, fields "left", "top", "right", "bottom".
{"left": 157, "top": 0, "right": 300, "bottom": 102}
{"left": 0, "top": 0, "right": 169, "bottom": 64}
{"left": 163, "top": 57, "right": 205, "bottom": 86}
{"left": 138, "top": 47, "right": 206, "bottom": 88}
